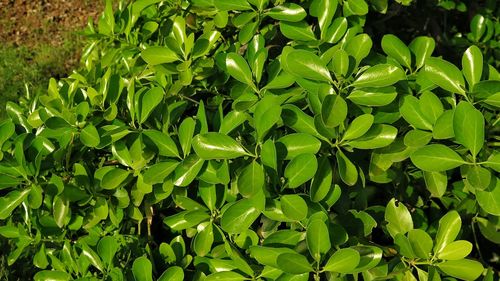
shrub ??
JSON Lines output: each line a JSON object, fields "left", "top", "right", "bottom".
{"left": 0, "top": 0, "right": 499, "bottom": 280}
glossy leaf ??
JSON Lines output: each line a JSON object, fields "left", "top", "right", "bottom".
{"left": 352, "top": 64, "right": 405, "bottom": 88}
{"left": 283, "top": 49, "right": 332, "bottom": 82}
{"left": 410, "top": 144, "right": 465, "bottom": 172}
{"left": 381, "top": 34, "right": 411, "bottom": 69}
{"left": 462, "top": 45, "right": 483, "bottom": 89}
{"left": 285, "top": 153, "right": 318, "bottom": 188}
{"left": 323, "top": 248, "right": 360, "bottom": 273}
{"left": 453, "top": 101, "right": 484, "bottom": 157}
{"left": 437, "top": 259, "right": 484, "bottom": 281}
{"left": 192, "top": 133, "right": 250, "bottom": 159}
{"left": 424, "top": 57, "right": 465, "bottom": 95}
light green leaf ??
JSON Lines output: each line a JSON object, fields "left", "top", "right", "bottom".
{"left": 238, "top": 161, "right": 265, "bottom": 198}
{"left": 279, "top": 21, "right": 317, "bottom": 41}
{"left": 343, "top": 114, "right": 374, "bottom": 141}
{"left": 53, "top": 196, "right": 69, "bottom": 228}
{"left": 434, "top": 211, "right": 462, "bottom": 254}
{"left": 277, "top": 133, "right": 321, "bottom": 160}
{"left": 437, "top": 240, "right": 472, "bottom": 260}
{"left": 423, "top": 171, "right": 447, "bottom": 198}
{"left": 325, "top": 17, "right": 348, "bottom": 44}
{"left": 408, "top": 229, "right": 433, "bottom": 259}
{"left": 409, "top": 36, "right": 435, "bottom": 69}
{"left": 101, "top": 168, "right": 130, "bottom": 190}
{"left": 132, "top": 256, "right": 153, "bottom": 281}
{"left": 254, "top": 95, "right": 282, "bottom": 141}
{"left": 141, "top": 46, "right": 180, "bottom": 65}
{"left": 192, "top": 133, "right": 250, "bottom": 159}
{"left": 205, "top": 271, "right": 247, "bottom": 281}
{"left": 424, "top": 57, "right": 465, "bottom": 95}
{"left": 80, "top": 124, "right": 100, "bottom": 147}
{"left": 285, "top": 153, "right": 318, "bottom": 188}
{"left": 344, "top": 34, "right": 372, "bottom": 65}
{"left": 323, "top": 248, "right": 360, "bottom": 273}
{"left": 34, "top": 271, "right": 71, "bottom": 281}
{"left": 310, "top": 156, "right": 333, "bottom": 202}
{"left": 400, "top": 95, "right": 433, "bottom": 130}
{"left": 462, "top": 45, "right": 483, "bottom": 89}
{"left": 139, "top": 87, "right": 164, "bottom": 124}
{"left": 98, "top": 236, "right": 119, "bottom": 267}
{"left": 336, "top": 150, "right": 357, "bottom": 186}
{"left": 307, "top": 218, "right": 331, "bottom": 261}
{"left": 221, "top": 198, "right": 262, "bottom": 234}
{"left": 410, "top": 144, "right": 465, "bottom": 172}
{"left": 226, "top": 53, "right": 255, "bottom": 89}
{"left": 322, "top": 94, "right": 347, "bottom": 128}
{"left": 178, "top": 117, "right": 196, "bottom": 158}
{"left": 347, "top": 86, "right": 398, "bottom": 107}
{"left": 281, "top": 194, "right": 307, "bottom": 221}
{"left": 0, "top": 189, "right": 31, "bottom": 219}
{"left": 266, "top": 3, "right": 307, "bottom": 22}
{"left": 276, "top": 253, "right": 313, "bottom": 274}
{"left": 283, "top": 49, "right": 332, "bottom": 82}
{"left": 382, "top": 34, "right": 411, "bottom": 69}
{"left": 143, "top": 130, "right": 180, "bottom": 158}
{"left": 173, "top": 154, "right": 204, "bottom": 187}
{"left": 193, "top": 223, "right": 214, "bottom": 257}
{"left": 215, "top": 0, "right": 252, "bottom": 10}
{"left": 437, "top": 259, "right": 484, "bottom": 281}
{"left": 352, "top": 64, "right": 405, "bottom": 88}
{"left": 158, "top": 266, "right": 184, "bottom": 281}
{"left": 346, "top": 124, "right": 397, "bottom": 149}
{"left": 453, "top": 101, "right": 484, "bottom": 157}
{"left": 476, "top": 182, "right": 500, "bottom": 216}
{"left": 385, "top": 198, "right": 413, "bottom": 238}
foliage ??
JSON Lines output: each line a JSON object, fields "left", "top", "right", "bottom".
{"left": 0, "top": 0, "right": 499, "bottom": 280}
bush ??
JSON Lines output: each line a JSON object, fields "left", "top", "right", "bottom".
{"left": 0, "top": 0, "right": 499, "bottom": 280}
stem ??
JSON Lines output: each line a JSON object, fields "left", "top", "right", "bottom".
{"left": 471, "top": 217, "right": 486, "bottom": 264}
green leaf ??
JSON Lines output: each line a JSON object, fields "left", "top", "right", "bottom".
{"left": 0, "top": 188, "right": 31, "bottom": 220}
{"left": 139, "top": 87, "right": 164, "bottom": 124}
{"left": 343, "top": 114, "right": 374, "bottom": 141}
{"left": 279, "top": 21, "right": 317, "bottom": 41}
{"left": 410, "top": 144, "right": 465, "bottom": 172}
{"left": 453, "top": 101, "right": 484, "bottom": 157}
{"left": 101, "top": 168, "right": 130, "bottom": 190}
{"left": 285, "top": 153, "right": 318, "bottom": 188}
{"left": 434, "top": 211, "right": 462, "bottom": 254}
{"left": 192, "top": 133, "right": 250, "bottom": 159}
{"left": 385, "top": 198, "right": 413, "bottom": 238}
{"left": 80, "top": 124, "right": 100, "bottom": 147}
{"left": 277, "top": 133, "right": 321, "bottom": 160}
{"left": 336, "top": 150, "right": 358, "bottom": 186}
{"left": 142, "top": 46, "right": 180, "bottom": 65}
{"left": 226, "top": 53, "right": 255, "bottom": 90}
{"left": 352, "top": 64, "right": 405, "bottom": 88}
{"left": 173, "top": 154, "right": 204, "bottom": 187}
{"left": 276, "top": 253, "right": 313, "bottom": 274}
{"left": 53, "top": 195, "right": 69, "bottom": 228}
{"left": 409, "top": 36, "right": 435, "bottom": 69}
{"left": 281, "top": 195, "right": 307, "bottom": 221}
{"left": 322, "top": 95, "right": 347, "bottom": 128}
{"left": 266, "top": 3, "right": 307, "bottom": 22}
{"left": 311, "top": 0, "right": 338, "bottom": 39}
{"left": 437, "top": 240, "right": 472, "bottom": 260}
{"left": 476, "top": 182, "right": 500, "bottom": 216}
{"left": 347, "top": 86, "right": 398, "bottom": 107}
{"left": 178, "top": 117, "right": 196, "bottom": 158}
{"left": 462, "top": 45, "right": 483, "bottom": 89}
{"left": 193, "top": 222, "right": 214, "bottom": 257}
{"left": 159, "top": 266, "right": 184, "bottom": 281}
{"left": 205, "top": 271, "right": 247, "bottom": 281}
{"left": 423, "top": 171, "right": 447, "bottom": 198}
{"left": 403, "top": 129, "right": 432, "bottom": 147}
{"left": 34, "top": 271, "right": 71, "bottom": 281}
{"left": 307, "top": 218, "right": 331, "bottom": 261}
{"left": 382, "top": 34, "right": 411, "bottom": 69}
{"left": 98, "top": 236, "right": 119, "bottom": 266}
{"left": 143, "top": 130, "right": 180, "bottom": 158}
{"left": 433, "top": 110, "right": 455, "bottom": 139}
{"left": 346, "top": 124, "right": 397, "bottom": 149}
{"left": 344, "top": 34, "right": 372, "bottom": 65}
{"left": 310, "top": 156, "right": 333, "bottom": 202}
{"left": 399, "top": 95, "right": 433, "bottom": 130}
{"left": 323, "top": 248, "right": 360, "bottom": 273}
{"left": 424, "top": 57, "right": 465, "bottom": 95}
{"left": 219, "top": 111, "right": 249, "bottom": 135}
{"left": 238, "top": 161, "right": 265, "bottom": 198}
{"left": 249, "top": 246, "right": 296, "bottom": 267}
{"left": 325, "top": 17, "right": 348, "bottom": 44}
{"left": 350, "top": 246, "right": 383, "bottom": 273}
{"left": 215, "top": 0, "right": 252, "bottom": 10}
{"left": 221, "top": 198, "right": 262, "bottom": 234}
{"left": 344, "top": 0, "right": 368, "bottom": 15}
{"left": 281, "top": 105, "right": 318, "bottom": 136}
{"left": 437, "top": 259, "right": 484, "bottom": 281}
{"left": 419, "top": 91, "right": 443, "bottom": 125}
{"left": 254, "top": 95, "right": 282, "bottom": 141}
{"left": 132, "top": 256, "right": 153, "bottom": 281}
{"left": 408, "top": 229, "right": 433, "bottom": 259}
{"left": 283, "top": 49, "right": 332, "bottom": 82}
